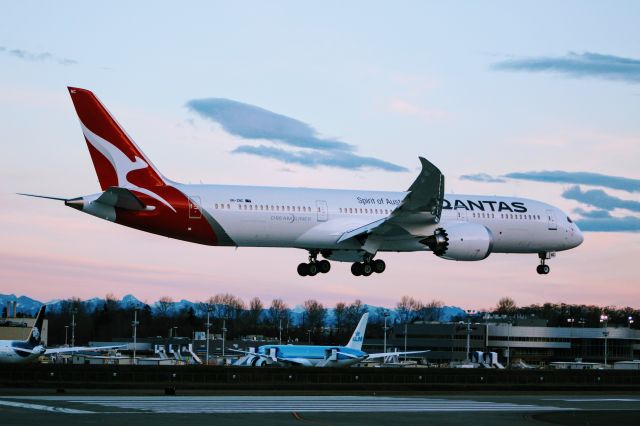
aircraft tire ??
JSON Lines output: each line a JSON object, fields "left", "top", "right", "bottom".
{"left": 297, "top": 263, "right": 309, "bottom": 276}
{"left": 362, "top": 263, "right": 373, "bottom": 276}
{"left": 351, "top": 262, "right": 363, "bottom": 276}
{"left": 308, "top": 262, "right": 318, "bottom": 276}
{"left": 536, "top": 265, "right": 550, "bottom": 275}
{"left": 318, "top": 260, "right": 331, "bottom": 273}
{"left": 372, "top": 259, "right": 386, "bottom": 273}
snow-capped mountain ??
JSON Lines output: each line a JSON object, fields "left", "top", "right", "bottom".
{"left": 0, "top": 293, "right": 466, "bottom": 323}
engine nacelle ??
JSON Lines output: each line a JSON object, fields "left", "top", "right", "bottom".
{"left": 421, "top": 222, "right": 493, "bottom": 261}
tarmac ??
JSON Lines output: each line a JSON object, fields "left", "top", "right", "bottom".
{"left": 0, "top": 392, "right": 639, "bottom": 425}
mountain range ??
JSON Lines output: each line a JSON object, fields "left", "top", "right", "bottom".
{"left": 0, "top": 294, "right": 466, "bottom": 325}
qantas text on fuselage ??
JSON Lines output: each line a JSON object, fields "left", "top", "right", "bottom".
{"left": 20, "top": 88, "right": 583, "bottom": 277}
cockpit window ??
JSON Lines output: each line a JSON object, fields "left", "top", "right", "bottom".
{"left": 567, "top": 216, "right": 573, "bottom": 223}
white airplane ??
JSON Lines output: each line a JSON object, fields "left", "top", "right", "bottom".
{"left": 233, "top": 313, "right": 427, "bottom": 367}
{"left": 20, "top": 87, "right": 583, "bottom": 276}
{"left": 0, "top": 306, "right": 124, "bottom": 363}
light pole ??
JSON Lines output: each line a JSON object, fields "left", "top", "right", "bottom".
{"left": 71, "top": 308, "right": 78, "bottom": 347}
{"left": 383, "top": 311, "right": 390, "bottom": 362}
{"left": 205, "top": 305, "right": 213, "bottom": 365}
{"left": 600, "top": 314, "right": 609, "bottom": 366}
{"left": 279, "top": 318, "right": 282, "bottom": 345}
{"left": 221, "top": 319, "right": 227, "bottom": 357}
{"left": 506, "top": 319, "right": 511, "bottom": 368}
{"left": 64, "top": 326, "right": 69, "bottom": 347}
{"left": 132, "top": 310, "right": 139, "bottom": 365}
{"left": 307, "top": 329, "right": 311, "bottom": 344}
{"left": 465, "top": 310, "right": 476, "bottom": 362}
{"left": 628, "top": 316, "right": 635, "bottom": 359}
{"left": 404, "top": 323, "right": 408, "bottom": 362}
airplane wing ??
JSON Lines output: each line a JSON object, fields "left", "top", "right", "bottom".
{"left": 365, "top": 350, "right": 430, "bottom": 360}
{"left": 337, "top": 157, "right": 444, "bottom": 252}
{"left": 44, "top": 344, "right": 126, "bottom": 355}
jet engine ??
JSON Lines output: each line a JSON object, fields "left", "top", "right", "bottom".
{"left": 421, "top": 222, "right": 493, "bottom": 261}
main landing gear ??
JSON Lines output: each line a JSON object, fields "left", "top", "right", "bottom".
{"left": 297, "top": 251, "right": 331, "bottom": 277}
{"left": 536, "top": 252, "right": 553, "bottom": 275}
{"left": 351, "top": 258, "right": 386, "bottom": 277}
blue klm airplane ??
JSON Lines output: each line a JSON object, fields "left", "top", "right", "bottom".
{"left": 233, "top": 313, "right": 428, "bottom": 367}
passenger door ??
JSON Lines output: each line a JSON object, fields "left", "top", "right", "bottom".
{"left": 546, "top": 209, "right": 557, "bottom": 230}
{"left": 316, "top": 200, "right": 328, "bottom": 222}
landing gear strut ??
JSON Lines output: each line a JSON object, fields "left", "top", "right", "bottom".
{"left": 351, "top": 258, "right": 386, "bottom": 277}
{"left": 536, "top": 252, "right": 552, "bottom": 275}
{"left": 297, "top": 250, "right": 331, "bottom": 277}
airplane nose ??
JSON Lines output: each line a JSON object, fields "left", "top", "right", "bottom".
{"left": 574, "top": 227, "right": 584, "bottom": 247}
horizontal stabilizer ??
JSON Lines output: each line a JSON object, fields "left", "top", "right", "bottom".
{"left": 95, "top": 187, "right": 148, "bottom": 211}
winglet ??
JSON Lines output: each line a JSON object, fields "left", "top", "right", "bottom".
{"left": 345, "top": 313, "right": 368, "bottom": 350}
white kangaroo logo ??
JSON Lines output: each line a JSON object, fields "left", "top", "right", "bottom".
{"left": 81, "top": 123, "right": 176, "bottom": 212}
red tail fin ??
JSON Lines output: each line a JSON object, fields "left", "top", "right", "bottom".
{"left": 67, "top": 87, "right": 165, "bottom": 190}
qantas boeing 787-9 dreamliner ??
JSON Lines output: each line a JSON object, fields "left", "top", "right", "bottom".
{"left": 20, "top": 88, "right": 583, "bottom": 276}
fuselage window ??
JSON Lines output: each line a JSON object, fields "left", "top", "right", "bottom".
{"left": 349, "top": 208, "right": 353, "bottom": 214}
{"left": 215, "top": 203, "right": 218, "bottom": 209}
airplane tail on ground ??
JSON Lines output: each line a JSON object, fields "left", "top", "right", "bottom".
{"left": 67, "top": 87, "right": 167, "bottom": 191}
{"left": 345, "top": 313, "right": 369, "bottom": 351}
{"left": 26, "top": 306, "right": 46, "bottom": 346}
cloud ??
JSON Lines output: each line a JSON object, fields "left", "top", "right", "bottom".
{"left": 186, "top": 98, "right": 408, "bottom": 172}
{"left": 0, "top": 46, "right": 77, "bottom": 65}
{"left": 233, "top": 145, "right": 407, "bottom": 172}
{"left": 562, "top": 186, "right": 640, "bottom": 212}
{"left": 186, "top": 98, "right": 353, "bottom": 151}
{"left": 459, "top": 173, "right": 506, "bottom": 183}
{"left": 573, "top": 208, "right": 612, "bottom": 219}
{"left": 492, "top": 52, "right": 640, "bottom": 84}
{"left": 505, "top": 171, "right": 640, "bottom": 193}
{"left": 575, "top": 216, "right": 640, "bottom": 232}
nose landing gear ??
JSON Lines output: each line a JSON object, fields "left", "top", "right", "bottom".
{"left": 536, "top": 252, "right": 554, "bottom": 275}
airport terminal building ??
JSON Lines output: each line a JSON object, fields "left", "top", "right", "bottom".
{"left": 364, "top": 318, "right": 640, "bottom": 366}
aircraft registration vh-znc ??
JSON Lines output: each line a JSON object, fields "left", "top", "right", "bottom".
{"left": 20, "top": 88, "right": 583, "bottom": 276}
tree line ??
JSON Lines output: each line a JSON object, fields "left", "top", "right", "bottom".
{"left": 5, "top": 294, "right": 637, "bottom": 345}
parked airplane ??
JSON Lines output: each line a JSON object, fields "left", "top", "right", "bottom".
{"left": 0, "top": 306, "right": 123, "bottom": 363}
{"left": 20, "top": 88, "right": 583, "bottom": 276}
{"left": 233, "top": 313, "right": 426, "bottom": 367}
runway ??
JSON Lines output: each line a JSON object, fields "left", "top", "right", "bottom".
{"left": 0, "top": 395, "right": 576, "bottom": 413}
{"left": 1, "top": 394, "right": 638, "bottom": 425}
